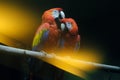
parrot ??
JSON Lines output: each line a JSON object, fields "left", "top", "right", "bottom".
{"left": 59, "top": 18, "right": 80, "bottom": 52}
{"left": 32, "top": 8, "right": 65, "bottom": 53}
{"left": 58, "top": 18, "right": 82, "bottom": 80}
{"left": 27, "top": 8, "right": 66, "bottom": 80}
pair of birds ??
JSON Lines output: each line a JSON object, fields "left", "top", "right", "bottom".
{"left": 28, "top": 8, "right": 80, "bottom": 80}
{"left": 32, "top": 8, "right": 80, "bottom": 53}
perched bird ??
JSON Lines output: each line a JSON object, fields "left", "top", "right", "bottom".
{"left": 28, "top": 8, "right": 66, "bottom": 80}
{"left": 59, "top": 18, "right": 80, "bottom": 52}
{"left": 32, "top": 8, "right": 65, "bottom": 53}
{"left": 56, "top": 18, "right": 81, "bottom": 80}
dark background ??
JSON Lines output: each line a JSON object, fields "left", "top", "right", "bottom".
{"left": 0, "top": 0, "right": 120, "bottom": 80}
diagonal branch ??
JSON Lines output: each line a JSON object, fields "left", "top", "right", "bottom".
{"left": 0, "top": 44, "right": 120, "bottom": 78}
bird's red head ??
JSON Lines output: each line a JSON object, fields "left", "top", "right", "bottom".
{"left": 61, "top": 18, "right": 78, "bottom": 35}
{"left": 41, "top": 8, "right": 64, "bottom": 24}
{"left": 50, "top": 8, "right": 63, "bottom": 11}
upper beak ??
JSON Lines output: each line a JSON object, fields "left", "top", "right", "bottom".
{"left": 60, "top": 11, "right": 65, "bottom": 19}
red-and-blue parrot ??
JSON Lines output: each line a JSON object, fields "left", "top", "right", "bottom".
{"left": 32, "top": 8, "right": 65, "bottom": 53}
{"left": 27, "top": 8, "right": 65, "bottom": 80}
{"left": 59, "top": 18, "right": 80, "bottom": 52}
{"left": 57, "top": 18, "right": 81, "bottom": 80}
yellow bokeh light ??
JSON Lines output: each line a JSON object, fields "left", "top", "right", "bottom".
{"left": 34, "top": 48, "right": 104, "bottom": 79}
{"left": 0, "top": 2, "right": 41, "bottom": 48}
{"left": 0, "top": 2, "right": 105, "bottom": 79}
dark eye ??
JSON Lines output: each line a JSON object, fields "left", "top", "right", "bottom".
{"left": 54, "top": 10, "right": 57, "bottom": 12}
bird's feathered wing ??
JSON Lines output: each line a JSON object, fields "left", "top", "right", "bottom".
{"left": 32, "top": 23, "right": 50, "bottom": 51}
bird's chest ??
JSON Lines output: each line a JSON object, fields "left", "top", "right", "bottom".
{"left": 63, "top": 33, "right": 77, "bottom": 46}
{"left": 43, "top": 27, "right": 61, "bottom": 52}
{"left": 48, "top": 28, "right": 60, "bottom": 43}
